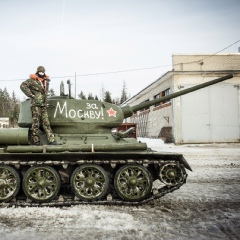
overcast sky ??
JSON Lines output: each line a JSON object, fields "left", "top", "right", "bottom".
{"left": 0, "top": 0, "right": 239, "bottom": 101}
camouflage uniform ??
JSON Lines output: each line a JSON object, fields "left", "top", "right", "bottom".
{"left": 20, "top": 67, "right": 55, "bottom": 144}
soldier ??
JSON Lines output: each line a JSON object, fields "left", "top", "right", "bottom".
{"left": 20, "top": 66, "right": 58, "bottom": 145}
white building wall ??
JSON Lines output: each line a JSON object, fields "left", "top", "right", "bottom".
{"left": 0, "top": 118, "right": 9, "bottom": 128}
{"left": 172, "top": 54, "right": 240, "bottom": 143}
{"left": 127, "top": 74, "right": 175, "bottom": 138}
{"left": 174, "top": 74, "right": 240, "bottom": 143}
{"left": 147, "top": 104, "right": 172, "bottom": 137}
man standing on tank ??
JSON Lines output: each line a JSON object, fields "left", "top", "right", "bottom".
{"left": 20, "top": 66, "right": 58, "bottom": 145}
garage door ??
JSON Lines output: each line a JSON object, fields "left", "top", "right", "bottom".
{"left": 181, "top": 84, "right": 239, "bottom": 143}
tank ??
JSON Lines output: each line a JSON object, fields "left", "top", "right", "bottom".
{"left": 0, "top": 74, "right": 233, "bottom": 206}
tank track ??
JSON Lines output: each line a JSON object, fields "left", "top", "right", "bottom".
{"left": 0, "top": 158, "right": 188, "bottom": 208}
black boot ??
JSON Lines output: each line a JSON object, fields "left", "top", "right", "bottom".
{"left": 33, "top": 141, "right": 42, "bottom": 146}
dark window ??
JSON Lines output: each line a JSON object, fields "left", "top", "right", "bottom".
{"left": 153, "top": 88, "right": 171, "bottom": 107}
{"left": 153, "top": 94, "right": 160, "bottom": 107}
{"left": 162, "top": 88, "right": 170, "bottom": 104}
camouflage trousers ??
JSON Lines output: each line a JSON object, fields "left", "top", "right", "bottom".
{"left": 31, "top": 106, "right": 55, "bottom": 143}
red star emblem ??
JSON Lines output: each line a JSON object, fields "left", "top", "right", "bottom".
{"left": 107, "top": 108, "right": 117, "bottom": 117}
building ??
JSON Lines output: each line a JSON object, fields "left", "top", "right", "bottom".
{"left": 124, "top": 54, "right": 240, "bottom": 143}
{"left": 0, "top": 118, "right": 9, "bottom": 128}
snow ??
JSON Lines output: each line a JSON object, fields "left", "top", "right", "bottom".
{"left": 0, "top": 139, "right": 240, "bottom": 240}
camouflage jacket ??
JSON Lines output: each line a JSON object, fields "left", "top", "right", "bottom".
{"left": 20, "top": 74, "right": 50, "bottom": 107}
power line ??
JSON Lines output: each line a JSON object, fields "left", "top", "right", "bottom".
{"left": 177, "top": 39, "right": 240, "bottom": 65}
{"left": 0, "top": 39, "right": 239, "bottom": 82}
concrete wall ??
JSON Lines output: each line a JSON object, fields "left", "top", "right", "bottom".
{"left": 173, "top": 54, "right": 240, "bottom": 71}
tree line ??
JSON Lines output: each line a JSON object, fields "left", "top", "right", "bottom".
{"left": 77, "top": 80, "right": 129, "bottom": 105}
{"left": 0, "top": 88, "right": 20, "bottom": 127}
{"left": 0, "top": 81, "right": 129, "bottom": 127}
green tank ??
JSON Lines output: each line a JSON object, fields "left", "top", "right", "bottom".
{"left": 0, "top": 74, "right": 233, "bottom": 206}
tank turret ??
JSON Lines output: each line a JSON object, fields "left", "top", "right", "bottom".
{"left": 18, "top": 74, "right": 233, "bottom": 134}
{"left": 0, "top": 73, "right": 233, "bottom": 206}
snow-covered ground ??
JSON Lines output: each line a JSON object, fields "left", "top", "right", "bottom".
{"left": 0, "top": 139, "right": 240, "bottom": 240}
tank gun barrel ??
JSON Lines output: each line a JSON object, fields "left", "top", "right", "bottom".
{"left": 122, "top": 74, "right": 233, "bottom": 118}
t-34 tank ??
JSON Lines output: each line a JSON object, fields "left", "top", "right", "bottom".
{"left": 0, "top": 74, "right": 233, "bottom": 206}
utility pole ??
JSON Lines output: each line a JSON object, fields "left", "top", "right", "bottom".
{"left": 75, "top": 72, "right": 76, "bottom": 98}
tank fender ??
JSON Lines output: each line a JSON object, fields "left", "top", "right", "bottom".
{"left": 178, "top": 155, "right": 192, "bottom": 171}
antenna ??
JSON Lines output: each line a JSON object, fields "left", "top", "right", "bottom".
{"left": 75, "top": 71, "right": 76, "bottom": 98}
{"left": 60, "top": 81, "right": 65, "bottom": 96}
{"left": 67, "top": 79, "right": 72, "bottom": 98}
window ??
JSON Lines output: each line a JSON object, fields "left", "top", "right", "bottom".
{"left": 153, "top": 94, "right": 160, "bottom": 107}
{"left": 162, "top": 88, "right": 170, "bottom": 104}
{"left": 153, "top": 88, "right": 171, "bottom": 107}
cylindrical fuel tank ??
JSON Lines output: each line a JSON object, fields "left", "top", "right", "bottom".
{"left": 0, "top": 128, "right": 29, "bottom": 145}
{"left": 6, "top": 142, "right": 147, "bottom": 153}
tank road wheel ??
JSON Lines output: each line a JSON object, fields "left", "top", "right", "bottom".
{"left": 70, "top": 164, "right": 109, "bottom": 201}
{"left": 114, "top": 164, "right": 152, "bottom": 202}
{"left": 22, "top": 166, "right": 61, "bottom": 203}
{"left": 159, "top": 163, "right": 186, "bottom": 186}
{"left": 0, "top": 165, "right": 21, "bottom": 203}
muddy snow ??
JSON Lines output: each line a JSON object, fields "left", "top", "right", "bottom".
{"left": 0, "top": 139, "right": 240, "bottom": 240}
